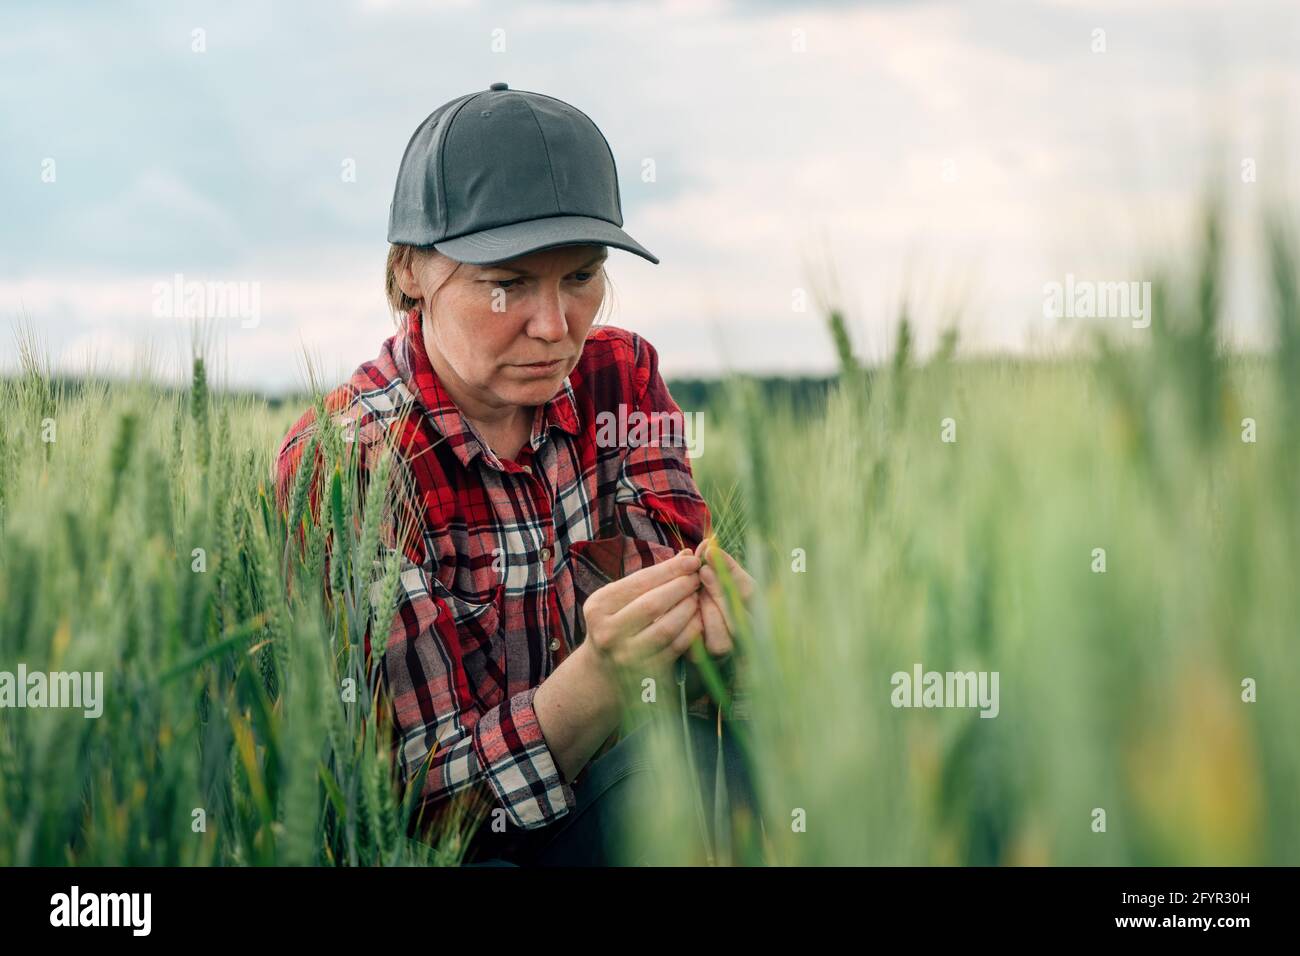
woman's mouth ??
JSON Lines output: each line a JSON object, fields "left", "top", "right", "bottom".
{"left": 511, "top": 358, "right": 565, "bottom": 376}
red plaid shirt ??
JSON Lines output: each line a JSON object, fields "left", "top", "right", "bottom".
{"left": 273, "top": 307, "right": 712, "bottom": 830}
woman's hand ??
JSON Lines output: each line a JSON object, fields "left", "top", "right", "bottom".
{"left": 693, "top": 535, "right": 756, "bottom": 657}
{"left": 581, "top": 549, "right": 706, "bottom": 681}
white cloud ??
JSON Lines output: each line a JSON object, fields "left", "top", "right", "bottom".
{"left": 3, "top": 0, "right": 1297, "bottom": 385}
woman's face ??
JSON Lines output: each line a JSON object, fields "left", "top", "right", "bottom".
{"left": 398, "top": 244, "right": 609, "bottom": 426}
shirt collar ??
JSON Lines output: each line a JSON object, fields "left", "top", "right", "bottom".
{"left": 399, "top": 306, "right": 582, "bottom": 470}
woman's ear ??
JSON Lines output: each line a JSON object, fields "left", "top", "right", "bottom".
{"left": 399, "top": 249, "right": 460, "bottom": 305}
{"left": 395, "top": 248, "right": 422, "bottom": 300}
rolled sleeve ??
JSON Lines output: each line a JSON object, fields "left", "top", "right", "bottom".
{"left": 385, "top": 561, "right": 576, "bottom": 831}
{"left": 472, "top": 684, "right": 577, "bottom": 829}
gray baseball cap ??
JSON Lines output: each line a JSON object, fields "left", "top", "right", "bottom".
{"left": 387, "top": 82, "right": 659, "bottom": 266}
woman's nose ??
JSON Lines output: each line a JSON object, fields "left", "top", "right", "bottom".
{"left": 528, "top": 286, "right": 569, "bottom": 341}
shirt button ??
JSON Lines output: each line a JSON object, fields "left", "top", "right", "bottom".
{"left": 548, "top": 638, "right": 560, "bottom": 652}
{"left": 539, "top": 546, "right": 552, "bottom": 561}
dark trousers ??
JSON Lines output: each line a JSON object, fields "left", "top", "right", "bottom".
{"left": 464, "top": 714, "right": 762, "bottom": 866}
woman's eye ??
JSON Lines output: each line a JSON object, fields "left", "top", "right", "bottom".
{"left": 487, "top": 273, "right": 593, "bottom": 289}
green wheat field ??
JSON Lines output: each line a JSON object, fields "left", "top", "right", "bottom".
{"left": 2, "top": 204, "right": 1297, "bottom": 866}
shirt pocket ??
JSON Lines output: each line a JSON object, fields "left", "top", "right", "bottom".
{"left": 566, "top": 535, "right": 629, "bottom": 596}
{"left": 565, "top": 533, "right": 669, "bottom": 626}
{"left": 429, "top": 577, "right": 506, "bottom": 711}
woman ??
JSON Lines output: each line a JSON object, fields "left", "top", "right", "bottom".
{"left": 273, "top": 83, "right": 758, "bottom": 865}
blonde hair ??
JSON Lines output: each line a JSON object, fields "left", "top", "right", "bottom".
{"left": 385, "top": 244, "right": 429, "bottom": 320}
{"left": 384, "top": 242, "right": 617, "bottom": 331}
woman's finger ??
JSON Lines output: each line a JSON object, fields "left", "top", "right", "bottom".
{"left": 641, "top": 607, "right": 703, "bottom": 678}
{"left": 621, "top": 591, "right": 699, "bottom": 666}
{"left": 699, "top": 565, "right": 736, "bottom": 635}
{"left": 697, "top": 536, "right": 756, "bottom": 604}
{"left": 698, "top": 588, "right": 733, "bottom": 656}
{"left": 611, "top": 569, "right": 700, "bottom": 635}
{"left": 598, "top": 550, "right": 699, "bottom": 617}
{"left": 718, "top": 549, "right": 756, "bottom": 601}
{"left": 671, "top": 606, "right": 705, "bottom": 653}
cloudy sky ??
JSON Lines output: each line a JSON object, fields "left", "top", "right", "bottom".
{"left": 2, "top": 0, "right": 1297, "bottom": 394}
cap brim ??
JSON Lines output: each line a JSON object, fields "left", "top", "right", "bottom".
{"left": 433, "top": 215, "right": 659, "bottom": 266}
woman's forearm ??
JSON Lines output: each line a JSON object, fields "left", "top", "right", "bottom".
{"left": 533, "top": 640, "right": 624, "bottom": 783}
